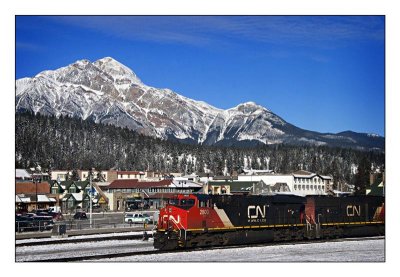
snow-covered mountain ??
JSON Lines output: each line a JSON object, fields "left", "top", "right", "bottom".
{"left": 15, "top": 57, "right": 384, "bottom": 150}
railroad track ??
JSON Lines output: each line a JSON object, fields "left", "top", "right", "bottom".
{"left": 16, "top": 233, "right": 153, "bottom": 247}
{"left": 22, "top": 236, "right": 384, "bottom": 262}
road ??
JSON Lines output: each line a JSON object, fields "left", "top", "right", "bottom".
{"left": 59, "top": 210, "right": 158, "bottom": 230}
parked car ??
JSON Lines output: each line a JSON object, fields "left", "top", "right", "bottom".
{"left": 25, "top": 213, "right": 37, "bottom": 218}
{"left": 15, "top": 215, "right": 34, "bottom": 232}
{"left": 33, "top": 209, "right": 49, "bottom": 214}
{"left": 48, "top": 206, "right": 61, "bottom": 213}
{"left": 126, "top": 201, "right": 150, "bottom": 211}
{"left": 73, "top": 211, "right": 88, "bottom": 220}
{"left": 32, "top": 216, "right": 54, "bottom": 231}
{"left": 124, "top": 213, "right": 153, "bottom": 224}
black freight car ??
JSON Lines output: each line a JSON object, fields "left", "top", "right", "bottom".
{"left": 304, "top": 195, "right": 385, "bottom": 239}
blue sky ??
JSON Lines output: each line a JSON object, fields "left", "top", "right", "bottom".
{"left": 16, "top": 16, "right": 385, "bottom": 136}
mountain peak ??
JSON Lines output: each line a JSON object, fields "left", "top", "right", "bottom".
{"left": 15, "top": 58, "right": 384, "bottom": 150}
{"left": 93, "top": 57, "right": 143, "bottom": 86}
{"left": 232, "top": 101, "right": 270, "bottom": 113}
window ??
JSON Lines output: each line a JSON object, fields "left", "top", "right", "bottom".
{"left": 67, "top": 197, "right": 74, "bottom": 209}
{"left": 199, "top": 199, "right": 211, "bottom": 208}
{"left": 180, "top": 199, "right": 195, "bottom": 207}
{"left": 52, "top": 187, "right": 58, "bottom": 194}
{"left": 294, "top": 185, "right": 297, "bottom": 190}
{"left": 169, "top": 199, "right": 179, "bottom": 205}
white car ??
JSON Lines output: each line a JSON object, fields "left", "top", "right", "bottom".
{"left": 124, "top": 213, "right": 153, "bottom": 224}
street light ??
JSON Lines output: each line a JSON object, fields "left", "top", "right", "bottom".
{"left": 33, "top": 176, "right": 41, "bottom": 211}
{"left": 89, "top": 168, "right": 94, "bottom": 228}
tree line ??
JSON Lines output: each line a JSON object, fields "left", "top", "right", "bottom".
{"left": 15, "top": 112, "right": 384, "bottom": 192}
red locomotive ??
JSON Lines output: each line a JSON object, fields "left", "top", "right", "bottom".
{"left": 153, "top": 193, "right": 384, "bottom": 250}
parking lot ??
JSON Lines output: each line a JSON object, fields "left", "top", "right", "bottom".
{"left": 16, "top": 210, "right": 159, "bottom": 233}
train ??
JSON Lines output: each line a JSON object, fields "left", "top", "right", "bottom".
{"left": 153, "top": 193, "right": 384, "bottom": 250}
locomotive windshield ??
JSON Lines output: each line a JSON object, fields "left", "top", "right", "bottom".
{"left": 168, "top": 198, "right": 195, "bottom": 209}
{"left": 168, "top": 199, "right": 180, "bottom": 205}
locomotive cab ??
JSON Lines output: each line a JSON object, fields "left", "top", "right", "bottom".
{"left": 167, "top": 195, "right": 196, "bottom": 210}
{"left": 157, "top": 194, "right": 198, "bottom": 231}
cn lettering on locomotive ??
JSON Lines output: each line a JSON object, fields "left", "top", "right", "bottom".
{"left": 248, "top": 205, "right": 266, "bottom": 219}
{"left": 346, "top": 205, "right": 361, "bottom": 217}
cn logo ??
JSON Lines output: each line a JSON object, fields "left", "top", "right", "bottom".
{"left": 346, "top": 205, "right": 361, "bottom": 216}
{"left": 248, "top": 205, "right": 266, "bottom": 219}
{"left": 163, "top": 214, "right": 181, "bottom": 224}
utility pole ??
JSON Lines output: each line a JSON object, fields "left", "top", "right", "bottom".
{"left": 89, "top": 168, "right": 93, "bottom": 228}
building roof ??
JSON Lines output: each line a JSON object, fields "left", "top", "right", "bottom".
{"left": 319, "top": 175, "right": 333, "bottom": 180}
{"left": 16, "top": 194, "right": 55, "bottom": 203}
{"left": 108, "top": 179, "right": 172, "bottom": 189}
{"left": 292, "top": 170, "right": 313, "bottom": 175}
{"left": 292, "top": 170, "right": 316, "bottom": 178}
{"left": 37, "top": 195, "right": 56, "bottom": 203}
{"left": 16, "top": 182, "right": 50, "bottom": 194}
{"left": 75, "top": 181, "right": 89, "bottom": 189}
{"left": 62, "top": 193, "right": 88, "bottom": 202}
{"left": 16, "top": 169, "right": 32, "bottom": 179}
{"left": 208, "top": 181, "right": 260, "bottom": 192}
{"left": 16, "top": 195, "right": 31, "bottom": 203}
{"left": 60, "top": 180, "right": 74, "bottom": 189}
{"left": 171, "top": 180, "right": 203, "bottom": 188}
{"left": 117, "top": 171, "right": 145, "bottom": 175}
{"left": 213, "top": 176, "right": 238, "bottom": 180}
{"left": 71, "top": 193, "right": 83, "bottom": 201}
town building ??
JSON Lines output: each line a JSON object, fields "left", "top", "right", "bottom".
{"left": 207, "top": 169, "right": 334, "bottom": 196}
{"left": 15, "top": 181, "right": 57, "bottom": 212}
{"left": 104, "top": 179, "right": 203, "bottom": 211}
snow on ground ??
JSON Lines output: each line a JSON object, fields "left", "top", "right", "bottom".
{"left": 16, "top": 238, "right": 154, "bottom": 262}
{"left": 16, "top": 231, "right": 150, "bottom": 244}
{"left": 100, "top": 238, "right": 384, "bottom": 262}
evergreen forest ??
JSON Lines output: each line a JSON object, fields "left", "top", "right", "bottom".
{"left": 15, "top": 112, "right": 385, "bottom": 191}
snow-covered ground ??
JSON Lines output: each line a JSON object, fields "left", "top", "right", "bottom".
{"left": 15, "top": 234, "right": 384, "bottom": 263}
{"left": 16, "top": 238, "right": 154, "bottom": 262}
{"left": 16, "top": 230, "right": 149, "bottom": 245}
{"left": 99, "top": 237, "right": 385, "bottom": 262}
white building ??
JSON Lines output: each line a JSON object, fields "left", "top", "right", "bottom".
{"left": 51, "top": 170, "right": 71, "bottom": 181}
{"left": 237, "top": 170, "right": 332, "bottom": 196}
{"left": 79, "top": 170, "right": 108, "bottom": 181}
{"left": 117, "top": 171, "right": 145, "bottom": 180}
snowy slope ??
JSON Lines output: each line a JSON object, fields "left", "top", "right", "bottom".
{"left": 15, "top": 57, "right": 384, "bottom": 149}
